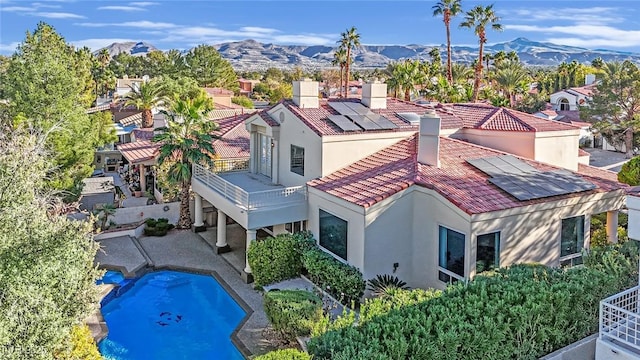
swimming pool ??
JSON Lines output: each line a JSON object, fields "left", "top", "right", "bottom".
{"left": 99, "top": 270, "right": 246, "bottom": 360}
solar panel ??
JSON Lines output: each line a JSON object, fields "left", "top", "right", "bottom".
{"left": 467, "top": 155, "right": 537, "bottom": 177}
{"left": 328, "top": 102, "right": 357, "bottom": 115}
{"left": 343, "top": 102, "right": 372, "bottom": 115}
{"left": 328, "top": 115, "right": 362, "bottom": 132}
{"left": 348, "top": 115, "right": 381, "bottom": 130}
{"left": 366, "top": 113, "right": 398, "bottom": 129}
{"left": 489, "top": 172, "right": 596, "bottom": 201}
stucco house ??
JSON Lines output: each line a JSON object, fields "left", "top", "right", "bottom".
{"left": 192, "top": 79, "right": 627, "bottom": 287}
{"left": 549, "top": 75, "right": 596, "bottom": 111}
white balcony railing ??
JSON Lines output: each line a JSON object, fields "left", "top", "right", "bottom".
{"left": 599, "top": 285, "right": 640, "bottom": 354}
{"left": 213, "top": 158, "right": 249, "bottom": 173}
{"left": 193, "top": 164, "right": 307, "bottom": 211}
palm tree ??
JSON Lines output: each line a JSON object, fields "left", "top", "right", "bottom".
{"left": 389, "top": 60, "right": 423, "bottom": 101}
{"left": 332, "top": 47, "right": 347, "bottom": 97}
{"left": 338, "top": 27, "right": 361, "bottom": 98}
{"left": 432, "top": 0, "right": 463, "bottom": 85}
{"left": 460, "top": 4, "right": 503, "bottom": 102}
{"left": 451, "top": 62, "right": 474, "bottom": 84}
{"left": 97, "top": 48, "right": 110, "bottom": 68}
{"left": 493, "top": 60, "right": 530, "bottom": 107}
{"left": 153, "top": 94, "right": 218, "bottom": 229}
{"left": 122, "top": 81, "right": 167, "bottom": 128}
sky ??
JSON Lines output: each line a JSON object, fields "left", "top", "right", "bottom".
{"left": 1, "top": 0, "right": 640, "bottom": 55}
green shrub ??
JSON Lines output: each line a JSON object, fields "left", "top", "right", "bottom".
{"left": 253, "top": 348, "right": 311, "bottom": 360}
{"left": 247, "top": 232, "right": 314, "bottom": 286}
{"left": 143, "top": 218, "right": 174, "bottom": 236}
{"left": 618, "top": 156, "right": 640, "bottom": 185}
{"left": 308, "top": 251, "right": 639, "bottom": 360}
{"left": 264, "top": 290, "right": 323, "bottom": 339}
{"left": 231, "top": 95, "right": 255, "bottom": 109}
{"left": 366, "top": 274, "right": 409, "bottom": 298}
{"left": 302, "top": 248, "right": 365, "bottom": 305}
{"left": 55, "top": 325, "right": 101, "bottom": 360}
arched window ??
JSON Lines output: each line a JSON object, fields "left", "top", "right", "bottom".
{"left": 559, "top": 98, "right": 570, "bottom": 111}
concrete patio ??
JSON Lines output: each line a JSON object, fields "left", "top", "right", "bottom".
{"left": 93, "top": 229, "right": 274, "bottom": 358}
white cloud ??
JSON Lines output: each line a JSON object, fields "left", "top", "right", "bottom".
{"left": 129, "top": 2, "right": 158, "bottom": 6}
{"left": 161, "top": 25, "right": 336, "bottom": 45}
{"left": 97, "top": 6, "right": 145, "bottom": 11}
{"left": 31, "top": 2, "right": 61, "bottom": 9}
{"left": 0, "top": 41, "right": 20, "bottom": 54}
{"left": 34, "top": 11, "right": 84, "bottom": 19}
{"left": 70, "top": 38, "right": 138, "bottom": 51}
{"left": 239, "top": 26, "right": 278, "bottom": 34}
{"left": 502, "top": 7, "right": 621, "bottom": 24}
{"left": 504, "top": 24, "right": 640, "bottom": 48}
{"left": 75, "top": 20, "right": 177, "bottom": 29}
{"left": 1, "top": 6, "right": 35, "bottom": 12}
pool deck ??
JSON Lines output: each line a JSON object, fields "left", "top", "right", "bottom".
{"left": 94, "top": 230, "right": 274, "bottom": 358}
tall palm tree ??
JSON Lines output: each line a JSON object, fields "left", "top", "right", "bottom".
{"left": 332, "top": 47, "right": 347, "bottom": 97}
{"left": 493, "top": 60, "right": 530, "bottom": 107}
{"left": 122, "top": 81, "right": 167, "bottom": 128}
{"left": 433, "top": 0, "right": 463, "bottom": 85}
{"left": 389, "top": 60, "right": 423, "bottom": 101}
{"left": 460, "top": 4, "right": 503, "bottom": 102}
{"left": 97, "top": 48, "right": 110, "bottom": 68}
{"left": 338, "top": 27, "right": 361, "bottom": 98}
{"left": 451, "top": 62, "right": 474, "bottom": 84}
{"left": 153, "top": 94, "right": 218, "bottom": 229}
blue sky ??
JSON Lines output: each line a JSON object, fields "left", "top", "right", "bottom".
{"left": 1, "top": 0, "right": 640, "bottom": 55}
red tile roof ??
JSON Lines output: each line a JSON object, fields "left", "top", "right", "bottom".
{"left": 578, "top": 148, "right": 590, "bottom": 157}
{"left": 86, "top": 103, "right": 112, "bottom": 114}
{"left": 118, "top": 140, "right": 158, "bottom": 164}
{"left": 308, "top": 135, "right": 626, "bottom": 213}
{"left": 119, "top": 112, "right": 143, "bottom": 127}
{"left": 568, "top": 84, "right": 595, "bottom": 97}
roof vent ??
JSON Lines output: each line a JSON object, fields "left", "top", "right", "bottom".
{"left": 396, "top": 112, "right": 421, "bottom": 125}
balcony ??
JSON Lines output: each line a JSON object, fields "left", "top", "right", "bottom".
{"left": 192, "top": 164, "right": 307, "bottom": 229}
{"left": 598, "top": 286, "right": 640, "bottom": 358}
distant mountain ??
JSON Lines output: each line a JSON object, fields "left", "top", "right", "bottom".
{"left": 95, "top": 38, "right": 640, "bottom": 70}
{"left": 94, "top": 41, "right": 159, "bottom": 57}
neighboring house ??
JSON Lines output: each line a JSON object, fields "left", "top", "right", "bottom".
{"left": 192, "top": 79, "right": 627, "bottom": 287}
{"left": 115, "top": 75, "right": 148, "bottom": 98}
{"left": 204, "top": 87, "right": 235, "bottom": 108}
{"left": 80, "top": 176, "right": 116, "bottom": 211}
{"left": 534, "top": 109, "right": 595, "bottom": 157}
{"left": 239, "top": 78, "right": 260, "bottom": 96}
{"left": 549, "top": 75, "right": 596, "bottom": 111}
{"left": 628, "top": 188, "right": 640, "bottom": 241}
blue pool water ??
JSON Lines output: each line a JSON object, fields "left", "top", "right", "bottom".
{"left": 99, "top": 271, "right": 246, "bottom": 360}
{"left": 97, "top": 270, "right": 126, "bottom": 285}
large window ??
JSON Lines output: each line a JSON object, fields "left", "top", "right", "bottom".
{"left": 290, "top": 145, "right": 304, "bottom": 176}
{"left": 476, "top": 232, "right": 500, "bottom": 274}
{"left": 319, "top": 209, "right": 347, "bottom": 260}
{"left": 439, "top": 226, "right": 465, "bottom": 284}
{"left": 560, "top": 215, "right": 585, "bottom": 267}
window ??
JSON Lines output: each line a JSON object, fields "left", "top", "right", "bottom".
{"left": 560, "top": 215, "right": 585, "bottom": 267}
{"left": 476, "top": 232, "right": 500, "bottom": 274}
{"left": 559, "top": 98, "right": 570, "bottom": 111}
{"left": 439, "top": 226, "right": 465, "bottom": 284}
{"left": 285, "top": 221, "right": 307, "bottom": 234}
{"left": 290, "top": 145, "right": 304, "bottom": 176}
{"left": 319, "top": 209, "right": 347, "bottom": 260}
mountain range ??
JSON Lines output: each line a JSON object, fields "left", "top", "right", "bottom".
{"left": 97, "top": 38, "right": 640, "bottom": 70}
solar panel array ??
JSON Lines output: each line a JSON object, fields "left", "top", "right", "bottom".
{"left": 327, "top": 102, "right": 398, "bottom": 132}
{"left": 467, "top": 155, "right": 597, "bottom": 201}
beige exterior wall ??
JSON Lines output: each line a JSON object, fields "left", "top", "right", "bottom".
{"left": 628, "top": 195, "right": 640, "bottom": 241}
{"left": 453, "top": 129, "right": 536, "bottom": 160}
{"left": 534, "top": 130, "right": 580, "bottom": 171}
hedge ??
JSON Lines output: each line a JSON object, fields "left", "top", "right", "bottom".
{"left": 143, "top": 218, "right": 174, "bottom": 236}
{"left": 264, "top": 290, "right": 323, "bottom": 339}
{"left": 247, "top": 232, "right": 315, "bottom": 286}
{"left": 308, "top": 243, "right": 639, "bottom": 360}
{"left": 302, "top": 248, "right": 365, "bottom": 305}
{"left": 253, "top": 348, "right": 311, "bottom": 360}
{"left": 54, "top": 325, "right": 101, "bottom": 360}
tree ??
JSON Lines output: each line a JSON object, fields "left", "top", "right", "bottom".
{"left": 388, "top": 60, "right": 423, "bottom": 101}
{"left": 618, "top": 157, "right": 640, "bottom": 185}
{"left": 515, "top": 92, "right": 548, "bottom": 114}
{"left": 153, "top": 94, "right": 219, "bottom": 229}
{"left": 0, "top": 128, "right": 101, "bottom": 359}
{"left": 232, "top": 95, "right": 255, "bottom": 108}
{"left": 121, "top": 80, "right": 167, "bottom": 128}
{"left": 269, "top": 83, "right": 293, "bottom": 104}
{"left": 184, "top": 45, "right": 238, "bottom": 91}
{"left": 428, "top": 47, "right": 442, "bottom": 75}
{"left": 493, "top": 60, "right": 530, "bottom": 107}
{"left": 338, "top": 27, "right": 361, "bottom": 98}
{"left": 332, "top": 47, "right": 347, "bottom": 97}
{"left": 582, "top": 61, "right": 640, "bottom": 158}
{"left": 2, "top": 22, "right": 105, "bottom": 194}
{"left": 460, "top": 4, "right": 503, "bottom": 102}
{"left": 432, "top": 0, "right": 463, "bottom": 85}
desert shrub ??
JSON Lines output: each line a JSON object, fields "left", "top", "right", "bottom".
{"left": 253, "top": 348, "right": 311, "bottom": 360}
{"left": 143, "top": 218, "right": 174, "bottom": 236}
{"left": 366, "top": 274, "right": 409, "bottom": 298}
{"left": 55, "top": 325, "right": 101, "bottom": 360}
{"left": 247, "top": 232, "right": 314, "bottom": 286}
{"left": 302, "top": 248, "right": 365, "bottom": 305}
{"left": 231, "top": 95, "right": 255, "bottom": 109}
{"left": 308, "top": 252, "right": 638, "bottom": 360}
{"left": 264, "top": 290, "right": 323, "bottom": 339}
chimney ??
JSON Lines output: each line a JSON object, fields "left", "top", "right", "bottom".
{"left": 418, "top": 109, "right": 441, "bottom": 167}
{"left": 292, "top": 78, "right": 319, "bottom": 108}
{"left": 362, "top": 79, "right": 387, "bottom": 109}
{"left": 585, "top": 74, "right": 596, "bottom": 85}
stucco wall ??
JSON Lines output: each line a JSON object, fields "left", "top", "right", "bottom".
{"left": 111, "top": 201, "right": 180, "bottom": 225}
{"left": 534, "top": 130, "right": 580, "bottom": 171}
{"left": 454, "top": 129, "right": 536, "bottom": 161}
{"left": 550, "top": 91, "right": 580, "bottom": 111}
{"left": 80, "top": 193, "right": 115, "bottom": 212}
{"left": 628, "top": 196, "right": 640, "bottom": 241}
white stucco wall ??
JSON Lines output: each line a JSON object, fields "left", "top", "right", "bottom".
{"left": 550, "top": 91, "right": 579, "bottom": 111}
{"left": 628, "top": 195, "right": 640, "bottom": 241}
{"left": 111, "top": 201, "right": 180, "bottom": 225}
{"left": 534, "top": 130, "right": 581, "bottom": 171}
{"left": 454, "top": 129, "right": 536, "bottom": 161}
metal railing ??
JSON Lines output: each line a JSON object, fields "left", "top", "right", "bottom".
{"left": 193, "top": 164, "right": 306, "bottom": 210}
{"left": 213, "top": 158, "right": 249, "bottom": 173}
{"left": 600, "top": 285, "right": 640, "bottom": 353}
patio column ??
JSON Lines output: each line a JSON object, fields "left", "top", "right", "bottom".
{"left": 215, "top": 210, "right": 230, "bottom": 254}
{"left": 193, "top": 193, "right": 205, "bottom": 233}
{"left": 139, "top": 164, "right": 146, "bottom": 193}
{"left": 606, "top": 210, "right": 619, "bottom": 243}
{"left": 242, "top": 229, "right": 257, "bottom": 283}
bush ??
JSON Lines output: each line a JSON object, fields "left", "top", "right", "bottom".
{"left": 264, "top": 290, "right": 323, "bottom": 339}
{"left": 254, "top": 348, "right": 311, "bottom": 360}
{"left": 618, "top": 156, "right": 640, "bottom": 185}
{"left": 55, "top": 325, "right": 101, "bottom": 360}
{"left": 143, "top": 218, "right": 174, "bottom": 236}
{"left": 366, "top": 274, "right": 409, "bottom": 298}
{"left": 247, "top": 232, "right": 314, "bottom": 286}
{"left": 302, "top": 248, "right": 365, "bottom": 305}
{"left": 231, "top": 95, "right": 255, "bottom": 109}
{"left": 308, "top": 252, "right": 639, "bottom": 360}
